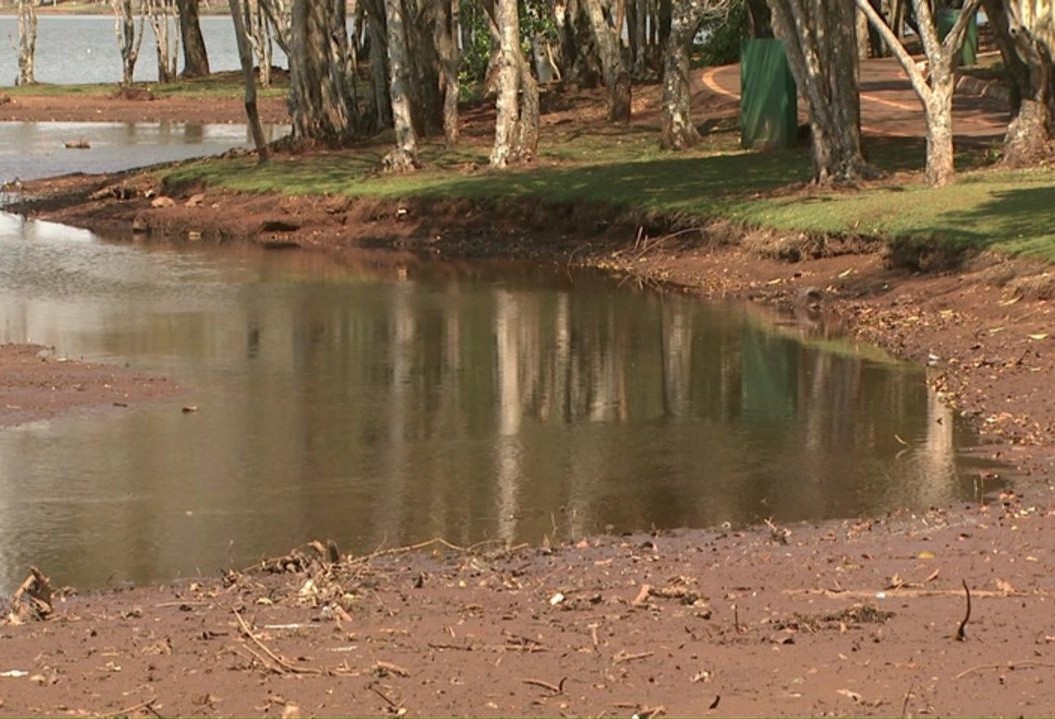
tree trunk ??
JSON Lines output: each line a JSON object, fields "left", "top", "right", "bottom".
{"left": 362, "top": 0, "right": 393, "bottom": 130}
{"left": 433, "top": 0, "right": 461, "bottom": 146}
{"left": 112, "top": 0, "right": 145, "bottom": 87}
{"left": 660, "top": 1, "right": 702, "bottom": 149}
{"left": 768, "top": 0, "right": 870, "bottom": 184}
{"left": 583, "top": 0, "right": 631, "bottom": 122}
{"left": 404, "top": 0, "right": 443, "bottom": 138}
{"left": 856, "top": 6, "right": 869, "bottom": 60}
{"left": 491, "top": 0, "right": 521, "bottom": 167}
{"left": 559, "top": 0, "right": 601, "bottom": 88}
{"left": 16, "top": 0, "right": 37, "bottom": 86}
{"left": 176, "top": 0, "right": 210, "bottom": 77}
{"left": 997, "top": 0, "right": 1054, "bottom": 165}
{"left": 289, "top": 0, "right": 351, "bottom": 143}
{"left": 146, "top": 0, "right": 180, "bottom": 84}
{"left": 228, "top": 0, "right": 270, "bottom": 162}
{"left": 516, "top": 41, "right": 540, "bottom": 158}
{"left": 857, "top": 0, "right": 982, "bottom": 185}
{"left": 383, "top": 0, "right": 419, "bottom": 170}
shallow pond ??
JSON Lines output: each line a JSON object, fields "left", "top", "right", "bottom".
{"left": 0, "top": 215, "right": 1001, "bottom": 592}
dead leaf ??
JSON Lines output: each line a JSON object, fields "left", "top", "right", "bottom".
{"left": 837, "top": 688, "right": 863, "bottom": 703}
{"left": 1029, "top": 333, "right": 1048, "bottom": 341}
{"left": 631, "top": 584, "right": 652, "bottom": 607}
{"left": 918, "top": 550, "right": 936, "bottom": 560}
{"left": 995, "top": 579, "right": 1015, "bottom": 594}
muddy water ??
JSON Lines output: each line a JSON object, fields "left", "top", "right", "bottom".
{"left": 0, "top": 216, "right": 998, "bottom": 591}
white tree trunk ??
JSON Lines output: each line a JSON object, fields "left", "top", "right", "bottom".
{"left": 490, "top": 0, "right": 521, "bottom": 167}
{"left": 383, "top": 0, "right": 419, "bottom": 171}
{"left": 112, "top": 0, "right": 145, "bottom": 87}
{"left": 146, "top": 0, "right": 180, "bottom": 83}
{"left": 16, "top": 0, "right": 37, "bottom": 86}
{"left": 856, "top": 0, "right": 981, "bottom": 186}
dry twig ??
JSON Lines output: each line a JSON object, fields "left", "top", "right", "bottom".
{"left": 233, "top": 610, "right": 321, "bottom": 675}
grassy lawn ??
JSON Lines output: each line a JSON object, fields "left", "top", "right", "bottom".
{"left": 166, "top": 124, "right": 1055, "bottom": 261}
{"left": 4, "top": 72, "right": 288, "bottom": 100}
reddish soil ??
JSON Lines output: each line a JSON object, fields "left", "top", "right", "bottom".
{"left": 4, "top": 72, "right": 1055, "bottom": 717}
{"left": 0, "top": 343, "right": 179, "bottom": 428}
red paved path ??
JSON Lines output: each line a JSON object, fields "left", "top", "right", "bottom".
{"left": 697, "top": 55, "right": 1009, "bottom": 140}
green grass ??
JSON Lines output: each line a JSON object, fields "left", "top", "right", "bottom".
{"left": 5, "top": 72, "right": 288, "bottom": 100}
{"left": 164, "top": 126, "right": 1055, "bottom": 262}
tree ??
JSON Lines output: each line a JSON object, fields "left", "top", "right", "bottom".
{"left": 145, "top": 0, "right": 180, "bottom": 84}
{"left": 582, "top": 0, "right": 632, "bottom": 122}
{"left": 856, "top": 0, "right": 982, "bottom": 186}
{"left": 16, "top": 0, "right": 37, "bottom": 87}
{"left": 432, "top": 0, "right": 462, "bottom": 146}
{"left": 487, "top": 0, "right": 539, "bottom": 166}
{"left": 382, "top": 0, "right": 419, "bottom": 170}
{"left": 661, "top": 0, "right": 735, "bottom": 150}
{"left": 982, "top": 0, "right": 1054, "bottom": 165}
{"left": 175, "top": 0, "right": 210, "bottom": 78}
{"left": 112, "top": 0, "right": 146, "bottom": 87}
{"left": 229, "top": 0, "right": 270, "bottom": 161}
{"left": 287, "top": 0, "right": 356, "bottom": 144}
{"left": 767, "top": 0, "right": 871, "bottom": 184}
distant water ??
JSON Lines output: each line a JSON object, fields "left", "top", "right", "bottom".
{"left": 0, "top": 120, "right": 289, "bottom": 187}
{"left": 0, "top": 14, "right": 289, "bottom": 87}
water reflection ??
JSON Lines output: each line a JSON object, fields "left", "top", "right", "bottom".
{"left": 0, "top": 218, "right": 997, "bottom": 591}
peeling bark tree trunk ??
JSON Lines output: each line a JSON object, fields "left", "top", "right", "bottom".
{"left": 146, "top": 0, "right": 180, "bottom": 84}
{"left": 768, "top": 0, "right": 870, "bottom": 184}
{"left": 993, "top": 0, "right": 1054, "bottom": 165}
{"left": 362, "top": 0, "right": 393, "bottom": 130}
{"left": 289, "top": 0, "right": 353, "bottom": 143}
{"left": 433, "top": 0, "right": 461, "bottom": 146}
{"left": 16, "top": 0, "right": 37, "bottom": 86}
{"left": 662, "top": 0, "right": 732, "bottom": 149}
{"left": 559, "top": 0, "right": 601, "bottom": 88}
{"left": 112, "top": 0, "right": 145, "bottom": 87}
{"left": 491, "top": 0, "right": 521, "bottom": 167}
{"left": 857, "top": 0, "right": 982, "bottom": 186}
{"left": 583, "top": 0, "right": 631, "bottom": 122}
{"left": 228, "top": 0, "right": 269, "bottom": 161}
{"left": 176, "top": 0, "right": 210, "bottom": 77}
{"left": 383, "top": 0, "right": 419, "bottom": 170}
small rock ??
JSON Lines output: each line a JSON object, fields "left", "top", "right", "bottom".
{"left": 131, "top": 215, "right": 148, "bottom": 233}
{"left": 184, "top": 193, "right": 206, "bottom": 208}
{"left": 150, "top": 196, "right": 176, "bottom": 208}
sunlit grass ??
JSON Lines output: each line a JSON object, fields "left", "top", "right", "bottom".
{"left": 165, "top": 124, "right": 1055, "bottom": 261}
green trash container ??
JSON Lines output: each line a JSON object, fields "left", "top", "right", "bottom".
{"left": 937, "top": 8, "right": 979, "bottom": 66}
{"left": 740, "top": 38, "right": 798, "bottom": 149}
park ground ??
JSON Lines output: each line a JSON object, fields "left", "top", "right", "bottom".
{"left": 2, "top": 58, "right": 1055, "bottom": 716}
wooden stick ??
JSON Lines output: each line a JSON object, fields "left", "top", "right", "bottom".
{"left": 613, "top": 650, "right": 654, "bottom": 665}
{"left": 233, "top": 610, "right": 321, "bottom": 675}
{"left": 955, "top": 660, "right": 1055, "bottom": 680}
{"left": 956, "top": 579, "right": 971, "bottom": 641}
{"left": 521, "top": 677, "right": 564, "bottom": 694}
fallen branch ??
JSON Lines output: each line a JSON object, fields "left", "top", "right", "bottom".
{"left": 613, "top": 650, "right": 654, "bottom": 665}
{"left": 521, "top": 677, "right": 566, "bottom": 694}
{"left": 5, "top": 566, "right": 54, "bottom": 625}
{"left": 956, "top": 579, "right": 971, "bottom": 641}
{"left": 103, "top": 698, "right": 160, "bottom": 718}
{"left": 233, "top": 610, "right": 322, "bottom": 675}
{"left": 955, "top": 660, "right": 1055, "bottom": 680}
{"left": 375, "top": 660, "right": 410, "bottom": 678}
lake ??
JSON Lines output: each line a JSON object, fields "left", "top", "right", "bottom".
{"left": 0, "top": 214, "right": 1000, "bottom": 592}
{"left": 0, "top": 14, "right": 287, "bottom": 87}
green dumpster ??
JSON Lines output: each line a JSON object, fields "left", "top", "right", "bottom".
{"left": 740, "top": 38, "right": 797, "bottom": 150}
{"left": 937, "top": 8, "right": 979, "bottom": 67}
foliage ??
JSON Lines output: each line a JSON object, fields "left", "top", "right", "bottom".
{"left": 694, "top": 1, "right": 745, "bottom": 67}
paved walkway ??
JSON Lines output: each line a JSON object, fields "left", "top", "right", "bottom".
{"left": 698, "top": 55, "right": 1009, "bottom": 139}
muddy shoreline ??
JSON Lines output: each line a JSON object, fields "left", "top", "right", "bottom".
{"left": 5, "top": 101, "right": 1055, "bottom": 713}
